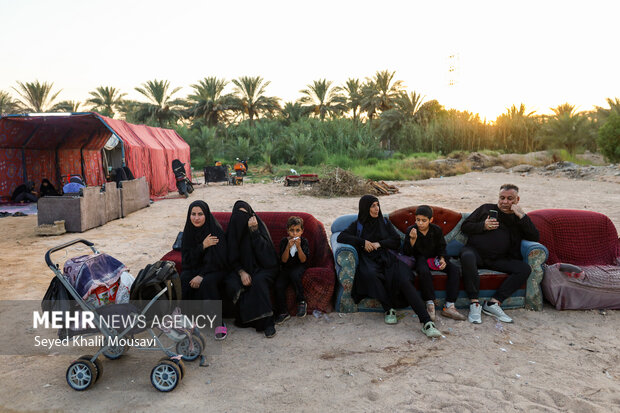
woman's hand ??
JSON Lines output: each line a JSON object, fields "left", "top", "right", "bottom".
{"left": 202, "top": 234, "right": 219, "bottom": 248}
{"left": 438, "top": 257, "right": 447, "bottom": 271}
{"left": 248, "top": 216, "right": 259, "bottom": 232}
{"left": 189, "top": 275, "right": 203, "bottom": 289}
{"left": 239, "top": 270, "right": 252, "bottom": 286}
{"left": 364, "top": 240, "right": 381, "bottom": 252}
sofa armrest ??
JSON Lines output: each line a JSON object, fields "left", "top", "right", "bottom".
{"left": 330, "top": 232, "right": 359, "bottom": 312}
{"left": 330, "top": 232, "right": 359, "bottom": 268}
{"left": 521, "top": 240, "right": 548, "bottom": 311}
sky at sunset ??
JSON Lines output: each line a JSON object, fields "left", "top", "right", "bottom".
{"left": 1, "top": 0, "right": 618, "bottom": 120}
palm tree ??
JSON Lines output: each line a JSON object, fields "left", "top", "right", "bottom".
{"left": 52, "top": 100, "right": 82, "bottom": 112}
{"left": 595, "top": 97, "right": 620, "bottom": 123}
{"left": 87, "top": 86, "right": 126, "bottom": 118}
{"left": 342, "top": 78, "right": 362, "bottom": 121}
{"left": 12, "top": 80, "right": 61, "bottom": 112}
{"left": 495, "top": 104, "right": 538, "bottom": 152}
{"left": 413, "top": 99, "right": 445, "bottom": 127}
{"left": 376, "top": 91, "right": 424, "bottom": 146}
{"left": 0, "top": 91, "right": 21, "bottom": 115}
{"left": 361, "top": 70, "right": 405, "bottom": 121}
{"left": 544, "top": 103, "right": 592, "bottom": 156}
{"left": 280, "top": 102, "right": 308, "bottom": 125}
{"left": 229, "top": 76, "right": 280, "bottom": 127}
{"left": 134, "top": 79, "right": 183, "bottom": 126}
{"left": 188, "top": 77, "right": 230, "bottom": 127}
{"left": 299, "top": 79, "right": 346, "bottom": 121}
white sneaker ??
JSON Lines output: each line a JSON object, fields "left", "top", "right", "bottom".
{"left": 482, "top": 302, "right": 513, "bottom": 323}
{"left": 468, "top": 302, "right": 482, "bottom": 324}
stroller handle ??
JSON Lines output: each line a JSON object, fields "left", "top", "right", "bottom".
{"left": 45, "top": 239, "right": 96, "bottom": 267}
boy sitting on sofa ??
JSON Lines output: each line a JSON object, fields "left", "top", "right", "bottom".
{"left": 274, "top": 216, "right": 310, "bottom": 323}
{"left": 403, "top": 205, "right": 466, "bottom": 321}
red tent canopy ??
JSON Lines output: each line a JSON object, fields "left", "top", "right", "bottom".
{"left": 0, "top": 112, "right": 190, "bottom": 199}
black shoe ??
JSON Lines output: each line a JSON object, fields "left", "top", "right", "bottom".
{"left": 297, "top": 301, "right": 307, "bottom": 318}
{"left": 264, "top": 324, "right": 276, "bottom": 338}
{"left": 275, "top": 313, "right": 290, "bottom": 325}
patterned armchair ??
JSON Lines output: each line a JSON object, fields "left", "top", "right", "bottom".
{"left": 331, "top": 205, "right": 548, "bottom": 313}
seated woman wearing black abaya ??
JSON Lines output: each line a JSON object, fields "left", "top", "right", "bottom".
{"left": 39, "top": 179, "right": 59, "bottom": 197}
{"left": 224, "top": 201, "right": 279, "bottom": 338}
{"left": 181, "top": 200, "right": 228, "bottom": 340}
{"left": 337, "top": 195, "right": 442, "bottom": 338}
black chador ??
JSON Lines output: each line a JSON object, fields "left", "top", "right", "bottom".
{"left": 224, "top": 201, "right": 278, "bottom": 327}
{"left": 337, "top": 195, "right": 431, "bottom": 324}
{"left": 180, "top": 200, "right": 228, "bottom": 300}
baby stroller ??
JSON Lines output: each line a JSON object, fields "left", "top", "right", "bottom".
{"left": 44, "top": 239, "right": 207, "bottom": 392}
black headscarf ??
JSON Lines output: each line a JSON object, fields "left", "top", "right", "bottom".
{"left": 226, "top": 200, "right": 277, "bottom": 273}
{"left": 357, "top": 194, "right": 391, "bottom": 242}
{"left": 39, "top": 179, "right": 59, "bottom": 197}
{"left": 181, "top": 200, "right": 226, "bottom": 272}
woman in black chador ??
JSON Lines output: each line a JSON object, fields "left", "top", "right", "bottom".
{"left": 336, "top": 195, "right": 442, "bottom": 338}
{"left": 181, "top": 201, "right": 228, "bottom": 300}
{"left": 39, "top": 179, "right": 59, "bottom": 197}
{"left": 224, "top": 200, "right": 279, "bottom": 338}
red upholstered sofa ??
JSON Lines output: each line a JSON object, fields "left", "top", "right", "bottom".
{"left": 529, "top": 209, "right": 620, "bottom": 309}
{"left": 330, "top": 205, "right": 548, "bottom": 312}
{"left": 161, "top": 211, "right": 336, "bottom": 314}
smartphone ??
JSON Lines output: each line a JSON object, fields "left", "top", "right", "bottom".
{"left": 489, "top": 209, "right": 498, "bottom": 219}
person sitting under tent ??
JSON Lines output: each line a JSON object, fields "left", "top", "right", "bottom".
{"left": 39, "top": 179, "right": 59, "bottom": 197}
{"left": 110, "top": 166, "right": 135, "bottom": 188}
{"left": 63, "top": 176, "right": 85, "bottom": 194}
{"left": 11, "top": 181, "right": 37, "bottom": 203}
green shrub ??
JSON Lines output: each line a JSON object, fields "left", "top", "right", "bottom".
{"left": 598, "top": 113, "right": 620, "bottom": 162}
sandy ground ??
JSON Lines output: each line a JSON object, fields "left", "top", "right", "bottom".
{"left": 1, "top": 171, "right": 619, "bottom": 412}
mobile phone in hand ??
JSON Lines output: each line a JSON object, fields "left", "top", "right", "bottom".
{"left": 489, "top": 209, "right": 498, "bottom": 219}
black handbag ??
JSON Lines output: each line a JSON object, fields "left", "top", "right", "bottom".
{"left": 172, "top": 231, "right": 183, "bottom": 251}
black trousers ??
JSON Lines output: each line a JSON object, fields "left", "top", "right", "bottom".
{"left": 358, "top": 256, "right": 431, "bottom": 325}
{"left": 180, "top": 269, "right": 225, "bottom": 301}
{"left": 274, "top": 265, "right": 306, "bottom": 315}
{"left": 460, "top": 246, "right": 531, "bottom": 303}
{"left": 415, "top": 258, "right": 461, "bottom": 303}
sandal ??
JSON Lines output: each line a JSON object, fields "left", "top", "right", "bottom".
{"left": 421, "top": 321, "right": 442, "bottom": 338}
{"left": 214, "top": 323, "right": 227, "bottom": 340}
{"left": 384, "top": 308, "right": 398, "bottom": 325}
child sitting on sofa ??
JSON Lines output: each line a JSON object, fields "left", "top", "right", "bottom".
{"left": 403, "top": 205, "right": 466, "bottom": 321}
{"left": 274, "top": 216, "right": 310, "bottom": 324}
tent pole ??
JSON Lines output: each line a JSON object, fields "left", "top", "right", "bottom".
{"left": 80, "top": 129, "right": 98, "bottom": 186}
{"left": 20, "top": 125, "right": 41, "bottom": 183}
{"left": 55, "top": 128, "right": 73, "bottom": 189}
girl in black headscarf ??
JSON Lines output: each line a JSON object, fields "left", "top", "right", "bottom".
{"left": 224, "top": 200, "right": 279, "bottom": 338}
{"left": 39, "top": 179, "right": 59, "bottom": 197}
{"left": 337, "top": 195, "right": 441, "bottom": 338}
{"left": 181, "top": 201, "right": 228, "bottom": 301}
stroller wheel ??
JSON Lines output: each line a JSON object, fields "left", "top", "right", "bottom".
{"left": 151, "top": 361, "right": 181, "bottom": 392}
{"left": 78, "top": 355, "right": 103, "bottom": 382}
{"left": 159, "top": 357, "right": 185, "bottom": 380}
{"left": 66, "top": 359, "right": 97, "bottom": 391}
{"left": 176, "top": 334, "right": 205, "bottom": 361}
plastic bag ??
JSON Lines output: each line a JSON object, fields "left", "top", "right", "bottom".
{"left": 115, "top": 271, "right": 135, "bottom": 304}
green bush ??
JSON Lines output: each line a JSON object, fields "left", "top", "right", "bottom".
{"left": 598, "top": 113, "right": 620, "bottom": 162}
